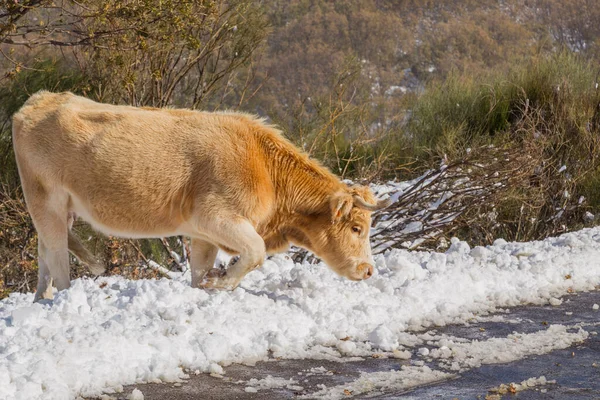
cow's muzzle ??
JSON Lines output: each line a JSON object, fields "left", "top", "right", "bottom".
{"left": 356, "top": 262, "right": 374, "bottom": 280}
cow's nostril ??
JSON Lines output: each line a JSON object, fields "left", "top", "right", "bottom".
{"left": 363, "top": 264, "right": 374, "bottom": 279}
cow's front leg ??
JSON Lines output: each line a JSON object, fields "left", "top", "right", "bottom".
{"left": 190, "top": 238, "right": 218, "bottom": 288}
{"left": 200, "top": 219, "right": 265, "bottom": 290}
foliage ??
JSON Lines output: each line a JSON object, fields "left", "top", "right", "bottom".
{"left": 407, "top": 52, "right": 600, "bottom": 163}
{"left": 378, "top": 52, "right": 600, "bottom": 248}
{"left": 270, "top": 57, "right": 403, "bottom": 181}
{"left": 1, "top": 0, "right": 269, "bottom": 108}
{"left": 245, "top": 0, "right": 594, "bottom": 128}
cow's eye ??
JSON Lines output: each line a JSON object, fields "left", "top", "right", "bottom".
{"left": 352, "top": 226, "right": 362, "bottom": 234}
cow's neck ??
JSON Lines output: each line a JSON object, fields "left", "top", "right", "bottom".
{"left": 257, "top": 133, "right": 343, "bottom": 242}
{"left": 259, "top": 163, "right": 334, "bottom": 253}
{"left": 261, "top": 137, "right": 343, "bottom": 215}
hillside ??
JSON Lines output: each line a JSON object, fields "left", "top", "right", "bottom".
{"left": 247, "top": 0, "right": 600, "bottom": 121}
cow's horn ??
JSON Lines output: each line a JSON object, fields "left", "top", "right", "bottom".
{"left": 352, "top": 195, "right": 392, "bottom": 211}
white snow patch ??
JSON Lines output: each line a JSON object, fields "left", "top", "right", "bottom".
{"left": 208, "top": 363, "right": 224, "bottom": 375}
{"left": 128, "top": 388, "right": 144, "bottom": 400}
{"left": 243, "top": 375, "right": 302, "bottom": 392}
{"left": 585, "top": 211, "right": 595, "bottom": 221}
{"left": 549, "top": 297, "right": 563, "bottom": 306}
{"left": 303, "top": 366, "right": 453, "bottom": 399}
{"left": 417, "top": 347, "right": 430, "bottom": 356}
{"left": 368, "top": 325, "right": 399, "bottom": 351}
{"left": 384, "top": 85, "right": 407, "bottom": 96}
{"left": 336, "top": 340, "right": 356, "bottom": 355}
{"left": 392, "top": 349, "right": 412, "bottom": 359}
{"left": 301, "top": 366, "right": 333, "bottom": 377}
{"left": 429, "top": 325, "right": 588, "bottom": 371}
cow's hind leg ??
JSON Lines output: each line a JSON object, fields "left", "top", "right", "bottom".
{"left": 34, "top": 241, "right": 54, "bottom": 301}
{"left": 190, "top": 238, "right": 218, "bottom": 288}
{"left": 19, "top": 173, "right": 70, "bottom": 301}
{"left": 32, "top": 209, "right": 70, "bottom": 301}
{"left": 199, "top": 218, "right": 265, "bottom": 290}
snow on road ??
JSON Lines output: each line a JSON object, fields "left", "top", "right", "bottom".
{"left": 304, "top": 366, "right": 455, "bottom": 399}
{"left": 2, "top": 227, "right": 600, "bottom": 399}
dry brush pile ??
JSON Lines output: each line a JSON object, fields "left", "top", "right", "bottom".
{"left": 371, "top": 56, "right": 600, "bottom": 252}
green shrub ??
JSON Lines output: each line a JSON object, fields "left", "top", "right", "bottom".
{"left": 407, "top": 52, "right": 599, "bottom": 158}
{"left": 399, "top": 51, "right": 600, "bottom": 243}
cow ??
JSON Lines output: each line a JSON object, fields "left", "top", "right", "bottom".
{"left": 12, "top": 91, "right": 389, "bottom": 302}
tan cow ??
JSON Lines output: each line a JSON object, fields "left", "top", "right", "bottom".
{"left": 12, "top": 91, "right": 389, "bottom": 302}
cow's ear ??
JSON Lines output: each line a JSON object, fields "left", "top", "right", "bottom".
{"left": 330, "top": 192, "right": 353, "bottom": 222}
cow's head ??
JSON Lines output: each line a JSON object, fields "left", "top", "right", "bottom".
{"left": 295, "top": 185, "right": 390, "bottom": 281}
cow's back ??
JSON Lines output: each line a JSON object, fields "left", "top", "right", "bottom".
{"left": 12, "top": 92, "right": 275, "bottom": 237}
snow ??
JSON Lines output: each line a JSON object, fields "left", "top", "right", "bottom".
{"left": 128, "top": 388, "right": 144, "bottom": 400}
{"left": 368, "top": 325, "right": 399, "bottom": 351}
{"left": 336, "top": 340, "right": 356, "bottom": 354}
{"left": 208, "top": 363, "right": 224, "bottom": 375}
{"left": 242, "top": 375, "right": 301, "bottom": 392}
{"left": 303, "top": 366, "right": 454, "bottom": 399}
{"left": 428, "top": 325, "right": 588, "bottom": 371}
{"left": 299, "top": 366, "right": 333, "bottom": 377}
{"left": 2, "top": 223, "right": 600, "bottom": 398}
{"left": 549, "top": 297, "right": 563, "bottom": 306}
{"left": 384, "top": 85, "right": 407, "bottom": 96}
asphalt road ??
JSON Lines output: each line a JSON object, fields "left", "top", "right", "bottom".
{"left": 94, "top": 290, "right": 600, "bottom": 400}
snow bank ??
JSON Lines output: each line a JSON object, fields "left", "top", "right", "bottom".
{"left": 2, "top": 227, "right": 600, "bottom": 399}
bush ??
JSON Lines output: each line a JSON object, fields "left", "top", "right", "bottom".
{"left": 269, "top": 57, "right": 407, "bottom": 181}
{"left": 385, "top": 52, "right": 600, "bottom": 246}
{"left": 407, "top": 52, "right": 600, "bottom": 162}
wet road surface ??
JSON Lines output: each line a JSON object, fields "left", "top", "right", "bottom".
{"left": 98, "top": 290, "right": 600, "bottom": 399}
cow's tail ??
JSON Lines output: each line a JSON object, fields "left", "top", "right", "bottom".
{"left": 68, "top": 231, "right": 106, "bottom": 276}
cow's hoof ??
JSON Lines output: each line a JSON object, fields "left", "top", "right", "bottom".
{"left": 205, "top": 268, "right": 227, "bottom": 279}
{"left": 200, "top": 268, "right": 235, "bottom": 290}
{"left": 33, "top": 286, "right": 54, "bottom": 303}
